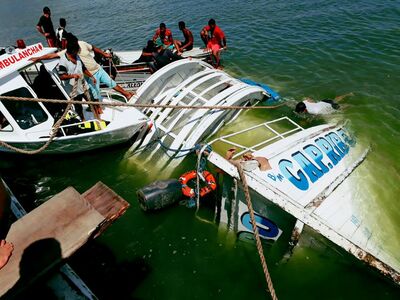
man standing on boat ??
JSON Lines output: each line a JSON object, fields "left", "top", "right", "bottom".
{"left": 174, "top": 21, "right": 194, "bottom": 55}
{"left": 36, "top": 7, "right": 57, "bottom": 48}
{"left": 58, "top": 40, "right": 97, "bottom": 121}
{"left": 30, "top": 34, "right": 134, "bottom": 103}
{"left": 153, "top": 23, "right": 174, "bottom": 50}
{"left": 200, "top": 19, "right": 227, "bottom": 68}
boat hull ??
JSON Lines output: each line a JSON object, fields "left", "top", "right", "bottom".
{"left": 0, "top": 122, "right": 147, "bottom": 154}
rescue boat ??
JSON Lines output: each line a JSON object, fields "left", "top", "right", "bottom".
{"left": 0, "top": 43, "right": 150, "bottom": 154}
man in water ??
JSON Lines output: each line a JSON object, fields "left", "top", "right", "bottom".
{"left": 295, "top": 93, "right": 354, "bottom": 115}
{"left": 174, "top": 21, "right": 194, "bottom": 55}
{"left": 0, "top": 181, "right": 13, "bottom": 270}
{"left": 36, "top": 7, "right": 57, "bottom": 47}
{"left": 200, "top": 19, "right": 227, "bottom": 68}
{"left": 153, "top": 23, "right": 174, "bottom": 50}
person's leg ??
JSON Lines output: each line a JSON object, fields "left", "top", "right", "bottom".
{"left": 98, "top": 68, "right": 134, "bottom": 100}
{"left": 334, "top": 92, "right": 354, "bottom": 102}
{"left": 211, "top": 44, "right": 222, "bottom": 68}
{"left": 174, "top": 40, "right": 182, "bottom": 54}
{"left": 46, "top": 37, "right": 57, "bottom": 48}
{"left": 74, "top": 94, "right": 85, "bottom": 121}
{"left": 85, "top": 75, "right": 102, "bottom": 117}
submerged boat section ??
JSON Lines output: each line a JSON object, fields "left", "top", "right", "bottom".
{"left": 207, "top": 117, "right": 400, "bottom": 285}
{"left": 127, "top": 59, "right": 273, "bottom": 169}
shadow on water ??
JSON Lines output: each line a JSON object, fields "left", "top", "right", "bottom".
{"left": 68, "top": 240, "right": 151, "bottom": 300}
{"left": 3, "top": 238, "right": 61, "bottom": 300}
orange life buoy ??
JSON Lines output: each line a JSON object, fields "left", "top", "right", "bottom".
{"left": 179, "top": 170, "right": 217, "bottom": 198}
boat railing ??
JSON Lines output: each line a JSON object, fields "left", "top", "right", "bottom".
{"left": 208, "top": 116, "right": 304, "bottom": 158}
{"left": 101, "top": 90, "right": 129, "bottom": 104}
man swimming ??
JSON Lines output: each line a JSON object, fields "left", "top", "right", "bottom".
{"left": 295, "top": 93, "right": 354, "bottom": 115}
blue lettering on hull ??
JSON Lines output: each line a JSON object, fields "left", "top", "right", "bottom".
{"left": 241, "top": 212, "right": 280, "bottom": 239}
{"left": 270, "top": 128, "right": 354, "bottom": 191}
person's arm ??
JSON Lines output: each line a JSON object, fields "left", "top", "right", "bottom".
{"left": 222, "top": 36, "right": 227, "bottom": 49}
{"left": 59, "top": 73, "right": 82, "bottom": 80}
{"left": 152, "top": 30, "right": 159, "bottom": 42}
{"left": 36, "top": 18, "right": 47, "bottom": 37}
{"left": 200, "top": 26, "right": 208, "bottom": 37}
{"left": 168, "top": 32, "right": 174, "bottom": 45}
{"left": 92, "top": 46, "right": 112, "bottom": 59}
{"left": 36, "top": 25, "right": 46, "bottom": 36}
{"left": 29, "top": 52, "right": 61, "bottom": 62}
{"left": 83, "top": 67, "right": 97, "bottom": 85}
{"left": 334, "top": 92, "right": 354, "bottom": 102}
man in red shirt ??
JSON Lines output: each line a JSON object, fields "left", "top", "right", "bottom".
{"left": 153, "top": 23, "right": 174, "bottom": 49}
{"left": 200, "top": 19, "right": 227, "bottom": 68}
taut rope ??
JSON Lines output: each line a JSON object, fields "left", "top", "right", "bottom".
{"left": 0, "top": 95, "right": 284, "bottom": 110}
{"left": 230, "top": 160, "right": 278, "bottom": 300}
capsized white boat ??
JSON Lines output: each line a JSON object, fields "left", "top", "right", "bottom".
{"left": 0, "top": 43, "right": 150, "bottom": 154}
{"left": 206, "top": 117, "right": 400, "bottom": 285}
{"left": 124, "top": 58, "right": 279, "bottom": 172}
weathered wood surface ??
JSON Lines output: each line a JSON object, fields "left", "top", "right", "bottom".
{"left": 0, "top": 182, "right": 130, "bottom": 297}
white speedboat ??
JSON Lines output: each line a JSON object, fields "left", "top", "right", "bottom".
{"left": 206, "top": 117, "right": 400, "bottom": 285}
{"left": 0, "top": 43, "right": 150, "bottom": 154}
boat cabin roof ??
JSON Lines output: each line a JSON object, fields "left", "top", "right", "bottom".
{"left": 0, "top": 43, "right": 56, "bottom": 79}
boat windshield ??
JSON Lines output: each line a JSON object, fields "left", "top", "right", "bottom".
{"left": 0, "top": 111, "right": 12, "bottom": 132}
{"left": 1, "top": 87, "right": 48, "bottom": 130}
{"left": 20, "top": 63, "right": 67, "bottom": 118}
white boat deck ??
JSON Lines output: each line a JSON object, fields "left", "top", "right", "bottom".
{"left": 207, "top": 117, "right": 400, "bottom": 285}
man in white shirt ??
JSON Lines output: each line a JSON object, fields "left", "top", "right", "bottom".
{"left": 295, "top": 93, "right": 353, "bottom": 115}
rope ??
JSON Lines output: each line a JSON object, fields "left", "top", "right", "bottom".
{"left": 0, "top": 93, "right": 283, "bottom": 154}
{"left": 0, "top": 80, "right": 80, "bottom": 154}
{"left": 0, "top": 95, "right": 284, "bottom": 110}
{"left": 230, "top": 160, "right": 278, "bottom": 300}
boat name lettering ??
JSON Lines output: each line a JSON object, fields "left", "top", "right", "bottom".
{"left": 123, "top": 81, "right": 144, "bottom": 89}
{"left": 0, "top": 43, "right": 44, "bottom": 70}
{"left": 273, "top": 129, "right": 353, "bottom": 191}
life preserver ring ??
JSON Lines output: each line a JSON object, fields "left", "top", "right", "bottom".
{"left": 179, "top": 170, "right": 217, "bottom": 198}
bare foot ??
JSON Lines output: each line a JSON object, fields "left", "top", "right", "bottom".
{"left": 0, "top": 239, "right": 14, "bottom": 269}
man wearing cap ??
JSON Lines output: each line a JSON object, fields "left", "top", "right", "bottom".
{"left": 36, "top": 7, "right": 57, "bottom": 47}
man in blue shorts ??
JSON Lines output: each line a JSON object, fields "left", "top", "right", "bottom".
{"left": 30, "top": 34, "right": 134, "bottom": 108}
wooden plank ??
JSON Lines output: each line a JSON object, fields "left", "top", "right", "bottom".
{"left": 0, "top": 182, "right": 129, "bottom": 297}
{"left": 82, "top": 182, "right": 129, "bottom": 239}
